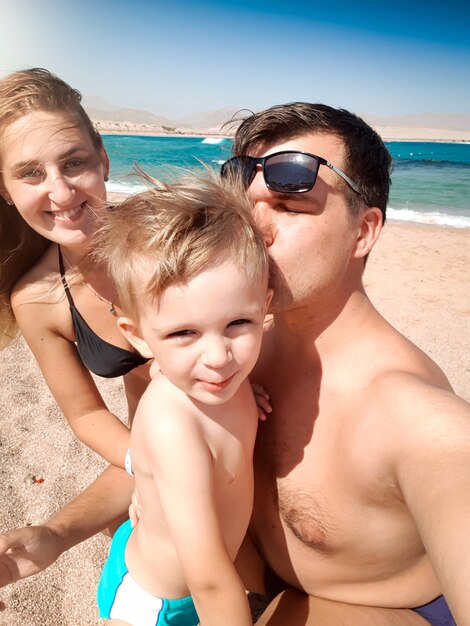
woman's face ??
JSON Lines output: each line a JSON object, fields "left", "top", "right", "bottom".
{"left": 0, "top": 110, "right": 109, "bottom": 249}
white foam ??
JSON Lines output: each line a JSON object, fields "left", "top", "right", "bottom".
{"left": 201, "top": 137, "right": 228, "bottom": 144}
{"left": 387, "top": 207, "right": 470, "bottom": 229}
{"left": 105, "top": 182, "right": 470, "bottom": 230}
{"left": 106, "top": 181, "right": 147, "bottom": 195}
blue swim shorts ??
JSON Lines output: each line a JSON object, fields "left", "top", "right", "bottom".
{"left": 97, "top": 519, "right": 199, "bottom": 626}
{"left": 413, "top": 595, "right": 456, "bottom": 626}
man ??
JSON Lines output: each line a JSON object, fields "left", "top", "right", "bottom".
{"left": 2, "top": 103, "right": 470, "bottom": 626}
{"left": 223, "top": 103, "right": 470, "bottom": 626}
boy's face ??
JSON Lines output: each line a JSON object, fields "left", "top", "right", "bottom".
{"left": 122, "top": 259, "right": 271, "bottom": 405}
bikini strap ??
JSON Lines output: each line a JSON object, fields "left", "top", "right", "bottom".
{"left": 58, "top": 246, "right": 74, "bottom": 307}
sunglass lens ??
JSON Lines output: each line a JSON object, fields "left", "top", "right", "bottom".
{"left": 264, "top": 153, "right": 318, "bottom": 192}
{"left": 221, "top": 157, "right": 256, "bottom": 188}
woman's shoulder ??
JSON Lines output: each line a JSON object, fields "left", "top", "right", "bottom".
{"left": 11, "top": 245, "right": 63, "bottom": 309}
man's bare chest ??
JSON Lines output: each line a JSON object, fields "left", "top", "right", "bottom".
{"left": 253, "top": 390, "right": 413, "bottom": 557}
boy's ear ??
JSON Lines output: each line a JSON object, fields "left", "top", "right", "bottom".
{"left": 117, "top": 317, "right": 154, "bottom": 359}
{"left": 265, "top": 288, "right": 274, "bottom": 313}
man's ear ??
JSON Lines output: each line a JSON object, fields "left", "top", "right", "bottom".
{"left": 117, "top": 317, "right": 154, "bottom": 359}
{"left": 353, "top": 207, "right": 383, "bottom": 259}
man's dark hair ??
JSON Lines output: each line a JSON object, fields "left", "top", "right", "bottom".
{"left": 232, "top": 102, "right": 392, "bottom": 221}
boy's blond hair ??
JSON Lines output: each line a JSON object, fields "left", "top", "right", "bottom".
{"left": 95, "top": 173, "right": 269, "bottom": 319}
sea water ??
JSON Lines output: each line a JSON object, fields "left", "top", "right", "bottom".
{"left": 103, "top": 135, "right": 470, "bottom": 229}
{"left": 104, "top": 135, "right": 232, "bottom": 194}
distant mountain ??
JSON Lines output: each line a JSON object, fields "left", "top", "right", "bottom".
{"left": 81, "top": 95, "right": 120, "bottom": 113}
{"left": 83, "top": 94, "right": 470, "bottom": 133}
{"left": 84, "top": 105, "right": 174, "bottom": 127}
{"left": 178, "top": 107, "right": 246, "bottom": 131}
{"left": 83, "top": 94, "right": 248, "bottom": 131}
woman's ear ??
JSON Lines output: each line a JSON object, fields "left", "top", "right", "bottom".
{"left": 100, "top": 147, "right": 110, "bottom": 181}
{"left": 117, "top": 317, "right": 154, "bottom": 359}
{"left": 353, "top": 207, "right": 383, "bottom": 259}
{"left": 0, "top": 180, "right": 13, "bottom": 205}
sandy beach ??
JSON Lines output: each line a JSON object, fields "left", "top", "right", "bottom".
{"left": 93, "top": 121, "right": 470, "bottom": 143}
{"left": 1, "top": 220, "right": 469, "bottom": 625}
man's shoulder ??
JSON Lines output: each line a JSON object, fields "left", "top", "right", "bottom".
{"left": 337, "top": 316, "right": 465, "bottom": 443}
{"left": 362, "top": 366, "right": 470, "bottom": 459}
{"left": 348, "top": 311, "right": 451, "bottom": 393}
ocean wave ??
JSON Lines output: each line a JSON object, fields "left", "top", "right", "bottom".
{"left": 201, "top": 137, "right": 229, "bottom": 145}
{"left": 106, "top": 180, "right": 148, "bottom": 195}
{"left": 106, "top": 181, "right": 470, "bottom": 229}
{"left": 387, "top": 207, "right": 470, "bottom": 229}
{"left": 393, "top": 159, "right": 470, "bottom": 168}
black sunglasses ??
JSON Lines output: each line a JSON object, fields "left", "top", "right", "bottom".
{"left": 220, "top": 150, "right": 361, "bottom": 195}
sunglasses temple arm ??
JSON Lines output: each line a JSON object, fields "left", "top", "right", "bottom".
{"left": 326, "top": 161, "right": 362, "bottom": 195}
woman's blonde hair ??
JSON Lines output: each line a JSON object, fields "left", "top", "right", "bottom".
{"left": 94, "top": 172, "right": 268, "bottom": 321}
{"left": 0, "top": 68, "right": 103, "bottom": 348}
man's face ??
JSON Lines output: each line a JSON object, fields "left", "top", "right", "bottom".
{"left": 246, "top": 133, "right": 363, "bottom": 317}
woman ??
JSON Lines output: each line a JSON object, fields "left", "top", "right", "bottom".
{"left": 0, "top": 68, "right": 150, "bottom": 467}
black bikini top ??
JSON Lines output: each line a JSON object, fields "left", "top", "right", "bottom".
{"left": 59, "top": 247, "right": 149, "bottom": 378}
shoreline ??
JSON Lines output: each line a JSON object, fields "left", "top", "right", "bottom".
{"left": 107, "top": 192, "right": 470, "bottom": 231}
{"left": 102, "top": 130, "right": 470, "bottom": 144}
{"left": 94, "top": 121, "right": 470, "bottom": 143}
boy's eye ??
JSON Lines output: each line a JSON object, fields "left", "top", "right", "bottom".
{"left": 167, "top": 329, "right": 195, "bottom": 339}
{"left": 228, "top": 318, "right": 252, "bottom": 328}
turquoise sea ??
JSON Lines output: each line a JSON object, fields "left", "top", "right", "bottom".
{"left": 103, "top": 135, "right": 470, "bottom": 229}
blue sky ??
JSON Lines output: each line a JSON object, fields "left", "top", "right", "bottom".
{"left": 1, "top": 0, "right": 469, "bottom": 118}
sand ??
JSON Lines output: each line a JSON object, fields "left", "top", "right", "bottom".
{"left": 374, "top": 126, "right": 470, "bottom": 143}
{"left": 93, "top": 121, "right": 470, "bottom": 143}
{"left": 1, "top": 221, "right": 469, "bottom": 625}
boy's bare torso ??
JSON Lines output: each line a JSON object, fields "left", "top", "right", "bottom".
{"left": 249, "top": 299, "right": 453, "bottom": 608}
{"left": 125, "top": 373, "right": 259, "bottom": 599}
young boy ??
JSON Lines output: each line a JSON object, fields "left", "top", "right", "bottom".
{"left": 95, "top": 174, "right": 272, "bottom": 626}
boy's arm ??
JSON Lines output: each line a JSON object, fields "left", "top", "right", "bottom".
{"left": 0, "top": 465, "right": 133, "bottom": 588}
{"left": 149, "top": 416, "right": 252, "bottom": 626}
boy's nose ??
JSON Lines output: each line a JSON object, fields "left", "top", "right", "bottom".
{"left": 201, "top": 338, "right": 232, "bottom": 369}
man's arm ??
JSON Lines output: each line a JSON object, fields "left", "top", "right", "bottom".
{"left": 0, "top": 464, "right": 133, "bottom": 588}
{"left": 393, "top": 384, "right": 470, "bottom": 625}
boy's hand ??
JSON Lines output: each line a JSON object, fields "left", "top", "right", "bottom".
{"left": 129, "top": 488, "right": 142, "bottom": 528}
{"left": 251, "top": 384, "right": 272, "bottom": 421}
